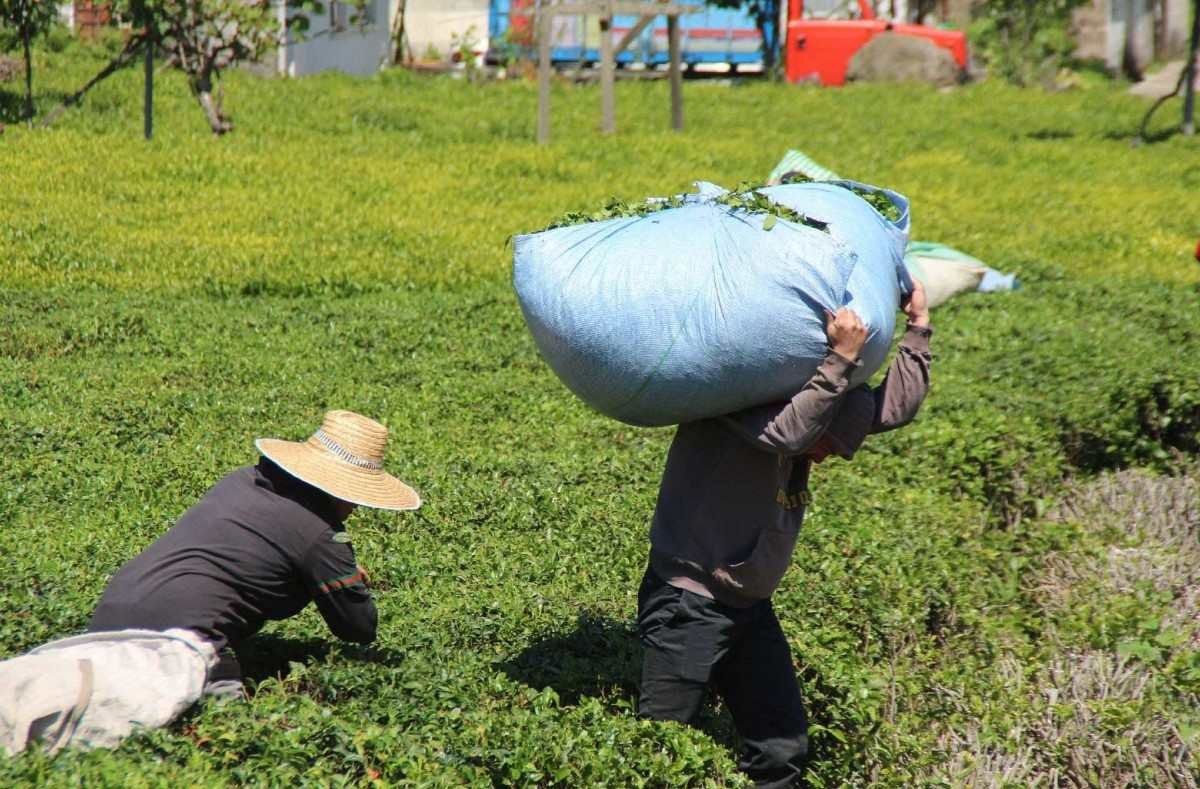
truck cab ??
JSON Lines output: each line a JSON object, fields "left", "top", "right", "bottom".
{"left": 785, "top": 0, "right": 967, "bottom": 85}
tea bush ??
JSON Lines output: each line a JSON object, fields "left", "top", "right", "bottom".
{"left": 0, "top": 45, "right": 1197, "bottom": 785}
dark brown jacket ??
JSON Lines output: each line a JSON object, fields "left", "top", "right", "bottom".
{"left": 90, "top": 459, "right": 376, "bottom": 651}
{"left": 649, "top": 324, "right": 932, "bottom": 606}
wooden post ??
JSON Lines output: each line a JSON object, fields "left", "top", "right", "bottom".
{"left": 144, "top": 37, "right": 153, "bottom": 140}
{"left": 576, "top": 14, "right": 588, "bottom": 81}
{"left": 668, "top": 14, "right": 682, "bottom": 131}
{"left": 537, "top": 8, "right": 552, "bottom": 144}
{"left": 599, "top": 5, "right": 615, "bottom": 134}
{"left": 526, "top": 1, "right": 698, "bottom": 143}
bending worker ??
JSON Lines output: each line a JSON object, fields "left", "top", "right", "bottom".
{"left": 0, "top": 410, "right": 419, "bottom": 756}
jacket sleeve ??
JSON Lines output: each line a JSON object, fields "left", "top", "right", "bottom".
{"left": 871, "top": 323, "right": 933, "bottom": 434}
{"left": 719, "top": 351, "right": 860, "bottom": 455}
{"left": 298, "top": 531, "right": 378, "bottom": 644}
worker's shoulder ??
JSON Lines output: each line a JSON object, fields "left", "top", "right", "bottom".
{"left": 200, "top": 466, "right": 335, "bottom": 539}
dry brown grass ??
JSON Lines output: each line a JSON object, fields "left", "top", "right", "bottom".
{"left": 0, "top": 55, "right": 24, "bottom": 83}
{"left": 928, "top": 467, "right": 1200, "bottom": 787}
{"left": 936, "top": 652, "right": 1196, "bottom": 788}
{"left": 1044, "top": 467, "right": 1200, "bottom": 649}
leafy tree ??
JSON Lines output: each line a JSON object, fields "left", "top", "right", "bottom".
{"left": 126, "top": 0, "right": 287, "bottom": 134}
{"left": 704, "top": 0, "right": 782, "bottom": 75}
{"left": 45, "top": 0, "right": 353, "bottom": 134}
{"left": 969, "top": 0, "right": 1088, "bottom": 86}
{"left": 0, "top": 0, "right": 58, "bottom": 124}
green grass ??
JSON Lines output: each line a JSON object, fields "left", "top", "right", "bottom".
{"left": 0, "top": 43, "right": 1198, "bottom": 785}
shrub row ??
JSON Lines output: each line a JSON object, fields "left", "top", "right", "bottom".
{"left": 1, "top": 270, "right": 1195, "bottom": 783}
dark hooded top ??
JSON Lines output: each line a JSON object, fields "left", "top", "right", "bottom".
{"left": 89, "top": 458, "right": 376, "bottom": 651}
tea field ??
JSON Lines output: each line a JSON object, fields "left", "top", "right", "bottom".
{"left": 1, "top": 42, "right": 1198, "bottom": 786}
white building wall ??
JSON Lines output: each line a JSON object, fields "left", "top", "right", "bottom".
{"left": 281, "top": 0, "right": 393, "bottom": 77}
{"left": 1162, "top": 0, "right": 1191, "bottom": 56}
{"left": 1075, "top": 0, "right": 1191, "bottom": 70}
{"left": 1106, "top": 0, "right": 1157, "bottom": 69}
{"left": 402, "top": 0, "right": 490, "bottom": 61}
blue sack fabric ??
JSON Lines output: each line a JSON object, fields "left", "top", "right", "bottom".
{"left": 512, "top": 181, "right": 912, "bottom": 427}
{"left": 768, "top": 148, "right": 1019, "bottom": 303}
{"left": 761, "top": 180, "right": 913, "bottom": 387}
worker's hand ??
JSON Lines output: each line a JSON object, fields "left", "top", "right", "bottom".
{"left": 357, "top": 564, "right": 372, "bottom": 589}
{"left": 901, "top": 280, "right": 930, "bottom": 328}
{"left": 825, "top": 307, "right": 868, "bottom": 360}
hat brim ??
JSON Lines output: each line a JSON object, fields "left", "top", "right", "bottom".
{"left": 255, "top": 438, "right": 421, "bottom": 512}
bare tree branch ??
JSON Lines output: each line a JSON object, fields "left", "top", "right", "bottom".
{"left": 1135, "top": 64, "right": 1189, "bottom": 143}
{"left": 40, "top": 34, "right": 147, "bottom": 128}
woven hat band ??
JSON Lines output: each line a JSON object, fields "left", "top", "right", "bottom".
{"left": 312, "top": 429, "right": 384, "bottom": 471}
{"left": 255, "top": 409, "right": 419, "bottom": 512}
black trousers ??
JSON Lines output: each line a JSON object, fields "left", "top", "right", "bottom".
{"left": 637, "top": 568, "right": 809, "bottom": 789}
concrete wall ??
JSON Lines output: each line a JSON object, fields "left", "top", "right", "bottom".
{"left": 400, "top": 0, "right": 490, "bottom": 61}
{"left": 1161, "top": 0, "right": 1191, "bottom": 56}
{"left": 282, "top": 0, "right": 393, "bottom": 77}
{"left": 1108, "top": 0, "right": 1157, "bottom": 69}
{"left": 1073, "top": 0, "right": 1191, "bottom": 70}
{"left": 1073, "top": 0, "right": 1110, "bottom": 61}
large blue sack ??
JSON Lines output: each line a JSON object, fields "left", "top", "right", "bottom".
{"left": 513, "top": 180, "right": 913, "bottom": 427}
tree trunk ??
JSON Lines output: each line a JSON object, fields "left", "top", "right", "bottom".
{"left": 757, "top": 2, "right": 779, "bottom": 76}
{"left": 22, "top": 0, "right": 33, "bottom": 126}
{"left": 144, "top": 37, "right": 153, "bottom": 140}
{"left": 390, "top": 0, "right": 409, "bottom": 65}
{"left": 760, "top": 19, "right": 775, "bottom": 73}
{"left": 192, "top": 70, "right": 232, "bottom": 135}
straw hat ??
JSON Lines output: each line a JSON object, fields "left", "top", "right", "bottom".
{"left": 255, "top": 410, "right": 420, "bottom": 511}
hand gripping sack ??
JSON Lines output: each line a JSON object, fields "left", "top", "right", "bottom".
{"left": 512, "top": 181, "right": 913, "bottom": 427}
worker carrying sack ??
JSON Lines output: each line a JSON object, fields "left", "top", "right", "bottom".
{"left": 512, "top": 180, "right": 913, "bottom": 427}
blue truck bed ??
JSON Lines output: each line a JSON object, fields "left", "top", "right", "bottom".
{"left": 487, "top": 2, "right": 769, "bottom": 67}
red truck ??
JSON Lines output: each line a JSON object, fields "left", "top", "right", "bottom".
{"left": 785, "top": 0, "right": 968, "bottom": 86}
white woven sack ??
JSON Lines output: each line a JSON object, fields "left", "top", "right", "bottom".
{"left": 0, "top": 628, "right": 215, "bottom": 755}
{"left": 906, "top": 255, "right": 987, "bottom": 308}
